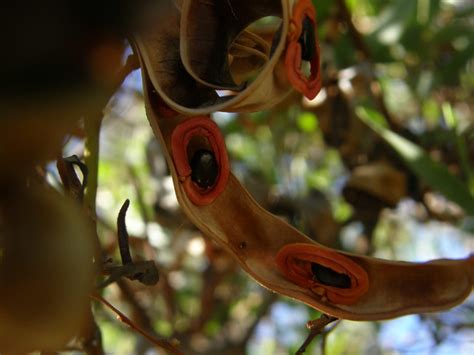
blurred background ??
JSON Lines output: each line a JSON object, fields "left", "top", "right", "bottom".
{"left": 2, "top": 0, "right": 473, "bottom": 354}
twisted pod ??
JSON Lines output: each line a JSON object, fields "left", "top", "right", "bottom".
{"left": 134, "top": 0, "right": 323, "bottom": 115}
{"left": 139, "top": 71, "right": 473, "bottom": 320}
{"left": 135, "top": 0, "right": 473, "bottom": 321}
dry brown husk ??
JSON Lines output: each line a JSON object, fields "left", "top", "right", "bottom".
{"left": 133, "top": 0, "right": 293, "bottom": 115}
{"left": 141, "top": 68, "right": 473, "bottom": 321}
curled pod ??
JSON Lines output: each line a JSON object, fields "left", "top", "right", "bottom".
{"left": 171, "top": 116, "right": 230, "bottom": 206}
{"left": 276, "top": 243, "right": 369, "bottom": 305}
{"left": 285, "top": 0, "right": 322, "bottom": 99}
{"left": 0, "top": 184, "right": 94, "bottom": 352}
{"left": 134, "top": 0, "right": 294, "bottom": 115}
{"left": 143, "top": 68, "right": 474, "bottom": 320}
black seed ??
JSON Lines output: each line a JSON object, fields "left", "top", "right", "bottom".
{"left": 298, "top": 16, "right": 316, "bottom": 62}
{"left": 311, "top": 263, "right": 351, "bottom": 289}
{"left": 190, "top": 149, "right": 218, "bottom": 189}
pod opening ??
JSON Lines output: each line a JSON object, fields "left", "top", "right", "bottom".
{"left": 299, "top": 16, "right": 316, "bottom": 62}
{"left": 275, "top": 243, "right": 369, "bottom": 305}
{"left": 285, "top": 0, "right": 321, "bottom": 100}
{"left": 311, "top": 262, "right": 351, "bottom": 289}
{"left": 171, "top": 117, "right": 229, "bottom": 206}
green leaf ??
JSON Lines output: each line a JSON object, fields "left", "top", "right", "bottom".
{"left": 358, "top": 108, "right": 474, "bottom": 215}
{"left": 355, "top": 106, "right": 388, "bottom": 128}
{"left": 297, "top": 112, "right": 318, "bottom": 133}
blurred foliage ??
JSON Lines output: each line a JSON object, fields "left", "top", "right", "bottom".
{"left": 81, "top": 0, "right": 473, "bottom": 353}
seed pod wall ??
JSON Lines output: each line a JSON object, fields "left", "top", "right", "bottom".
{"left": 134, "top": 0, "right": 473, "bottom": 321}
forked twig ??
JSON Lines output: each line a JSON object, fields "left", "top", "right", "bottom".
{"left": 295, "top": 314, "right": 339, "bottom": 354}
{"left": 90, "top": 293, "right": 183, "bottom": 355}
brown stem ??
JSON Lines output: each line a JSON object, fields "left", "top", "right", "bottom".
{"left": 295, "top": 314, "right": 338, "bottom": 354}
{"left": 90, "top": 293, "right": 183, "bottom": 355}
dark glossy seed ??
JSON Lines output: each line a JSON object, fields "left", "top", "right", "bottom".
{"left": 190, "top": 149, "right": 218, "bottom": 189}
{"left": 298, "top": 16, "right": 316, "bottom": 62}
{"left": 311, "top": 263, "right": 351, "bottom": 289}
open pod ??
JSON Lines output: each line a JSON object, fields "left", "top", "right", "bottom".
{"left": 179, "top": 0, "right": 284, "bottom": 90}
{"left": 276, "top": 244, "right": 369, "bottom": 305}
{"left": 134, "top": 0, "right": 322, "bottom": 115}
{"left": 284, "top": 0, "right": 322, "bottom": 99}
{"left": 141, "top": 69, "right": 473, "bottom": 321}
{"left": 170, "top": 116, "right": 230, "bottom": 205}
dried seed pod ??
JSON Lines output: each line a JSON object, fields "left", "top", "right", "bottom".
{"left": 276, "top": 244, "right": 369, "bottom": 305}
{"left": 133, "top": 0, "right": 294, "bottom": 115}
{"left": 284, "top": 0, "right": 322, "bottom": 99}
{"left": 170, "top": 116, "right": 229, "bottom": 206}
{"left": 143, "top": 72, "right": 474, "bottom": 320}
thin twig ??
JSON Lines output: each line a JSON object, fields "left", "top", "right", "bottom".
{"left": 295, "top": 314, "right": 338, "bottom": 354}
{"left": 90, "top": 293, "right": 183, "bottom": 355}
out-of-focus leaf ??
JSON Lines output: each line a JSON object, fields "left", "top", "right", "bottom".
{"left": 334, "top": 35, "right": 360, "bottom": 68}
{"left": 311, "top": 0, "right": 332, "bottom": 21}
{"left": 333, "top": 198, "right": 353, "bottom": 222}
{"left": 370, "top": 0, "right": 417, "bottom": 45}
{"left": 455, "top": 3, "right": 474, "bottom": 18}
{"left": 433, "top": 23, "right": 473, "bottom": 44}
{"left": 297, "top": 112, "right": 318, "bottom": 133}
{"left": 356, "top": 106, "right": 388, "bottom": 128}
{"left": 422, "top": 99, "right": 440, "bottom": 126}
{"left": 442, "top": 103, "right": 474, "bottom": 194}
{"left": 358, "top": 107, "right": 474, "bottom": 215}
